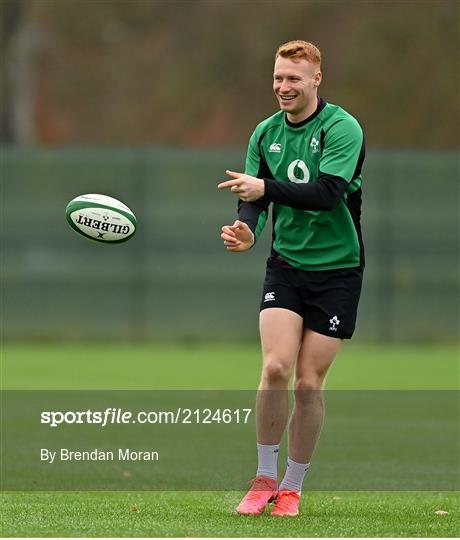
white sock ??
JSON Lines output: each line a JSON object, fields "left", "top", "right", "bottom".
{"left": 279, "top": 457, "right": 310, "bottom": 492}
{"left": 256, "top": 443, "right": 280, "bottom": 480}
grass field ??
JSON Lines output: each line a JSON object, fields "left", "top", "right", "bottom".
{"left": 3, "top": 342, "right": 458, "bottom": 390}
{"left": 1, "top": 342, "right": 459, "bottom": 537}
{"left": 4, "top": 491, "right": 458, "bottom": 537}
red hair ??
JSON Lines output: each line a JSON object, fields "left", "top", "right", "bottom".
{"left": 276, "top": 40, "right": 321, "bottom": 66}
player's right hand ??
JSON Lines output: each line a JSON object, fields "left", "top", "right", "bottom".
{"left": 221, "top": 220, "right": 255, "bottom": 252}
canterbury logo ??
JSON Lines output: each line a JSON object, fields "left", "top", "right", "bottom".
{"left": 264, "top": 292, "right": 275, "bottom": 302}
{"left": 269, "top": 143, "right": 281, "bottom": 153}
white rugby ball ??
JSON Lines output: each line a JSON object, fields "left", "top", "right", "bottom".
{"left": 66, "top": 194, "right": 137, "bottom": 243}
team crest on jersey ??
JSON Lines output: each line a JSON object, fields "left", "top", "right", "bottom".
{"left": 269, "top": 143, "right": 282, "bottom": 153}
{"left": 310, "top": 137, "right": 320, "bottom": 152}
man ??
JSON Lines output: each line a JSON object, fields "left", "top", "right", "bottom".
{"left": 218, "top": 40, "right": 365, "bottom": 517}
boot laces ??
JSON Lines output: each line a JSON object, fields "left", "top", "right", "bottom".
{"left": 275, "top": 490, "right": 299, "bottom": 511}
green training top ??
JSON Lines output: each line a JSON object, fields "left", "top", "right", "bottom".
{"left": 240, "top": 98, "right": 365, "bottom": 271}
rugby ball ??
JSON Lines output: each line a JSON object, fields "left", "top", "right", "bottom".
{"left": 65, "top": 194, "right": 137, "bottom": 243}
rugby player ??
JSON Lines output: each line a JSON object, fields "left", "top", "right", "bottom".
{"left": 218, "top": 40, "right": 365, "bottom": 517}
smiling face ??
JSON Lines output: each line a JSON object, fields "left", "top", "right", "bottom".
{"left": 273, "top": 56, "right": 322, "bottom": 123}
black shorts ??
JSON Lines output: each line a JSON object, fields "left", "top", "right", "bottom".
{"left": 260, "top": 262, "right": 363, "bottom": 339}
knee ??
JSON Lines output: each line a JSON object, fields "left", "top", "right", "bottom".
{"left": 294, "top": 377, "right": 322, "bottom": 392}
{"left": 294, "top": 377, "right": 323, "bottom": 406}
{"left": 261, "top": 357, "right": 291, "bottom": 387}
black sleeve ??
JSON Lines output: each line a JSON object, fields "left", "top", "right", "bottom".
{"left": 263, "top": 172, "right": 348, "bottom": 211}
{"left": 237, "top": 196, "right": 270, "bottom": 236}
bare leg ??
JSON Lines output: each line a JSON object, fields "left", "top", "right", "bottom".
{"left": 237, "top": 317, "right": 326, "bottom": 515}
{"left": 257, "top": 308, "right": 303, "bottom": 444}
{"left": 288, "top": 329, "right": 341, "bottom": 463}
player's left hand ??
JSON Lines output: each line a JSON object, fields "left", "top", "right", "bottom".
{"left": 217, "top": 170, "right": 265, "bottom": 202}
